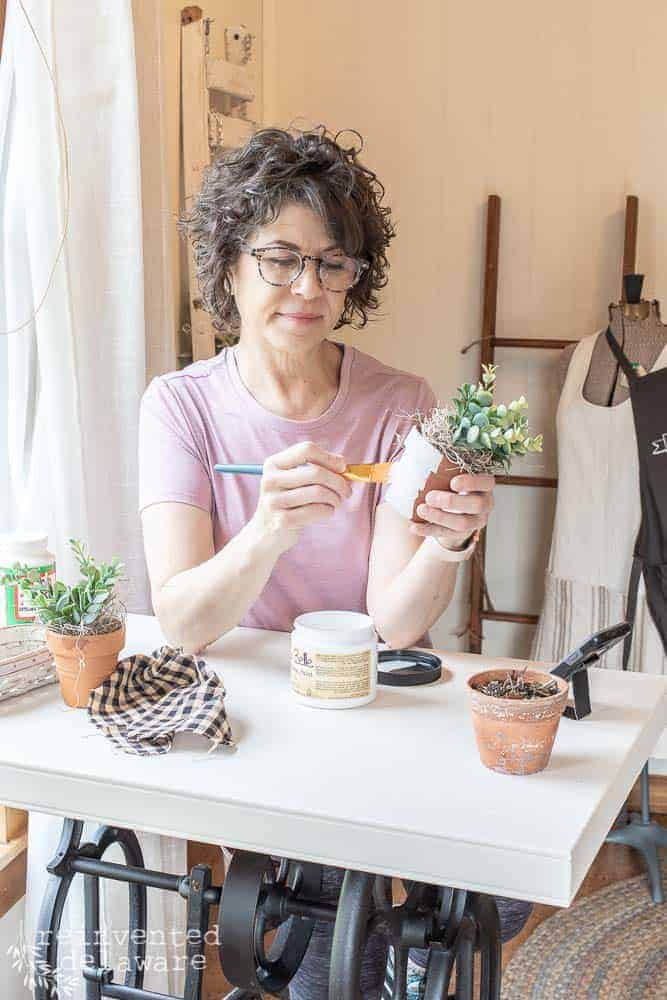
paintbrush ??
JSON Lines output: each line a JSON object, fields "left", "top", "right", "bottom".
{"left": 214, "top": 462, "right": 392, "bottom": 484}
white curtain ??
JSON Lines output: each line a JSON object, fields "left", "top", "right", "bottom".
{"left": 0, "top": 1, "right": 186, "bottom": 994}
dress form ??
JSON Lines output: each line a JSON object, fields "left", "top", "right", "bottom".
{"left": 558, "top": 290, "right": 667, "bottom": 403}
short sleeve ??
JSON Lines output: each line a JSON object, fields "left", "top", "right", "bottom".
{"left": 378, "top": 377, "right": 438, "bottom": 503}
{"left": 138, "top": 377, "right": 212, "bottom": 514}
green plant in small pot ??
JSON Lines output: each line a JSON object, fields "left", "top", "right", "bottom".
{"left": 2, "top": 539, "right": 126, "bottom": 708}
{"left": 383, "top": 366, "right": 550, "bottom": 771}
{"left": 384, "top": 364, "right": 543, "bottom": 521}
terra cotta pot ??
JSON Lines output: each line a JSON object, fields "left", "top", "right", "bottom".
{"left": 45, "top": 625, "right": 126, "bottom": 708}
{"left": 467, "top": 668, "right": 568, "bottom": 775}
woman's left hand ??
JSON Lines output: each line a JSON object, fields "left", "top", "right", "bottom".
{"left": 410, "top": 473, "right": 495, "bottom": 549}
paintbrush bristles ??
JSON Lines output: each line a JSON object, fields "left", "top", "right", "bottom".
{"left": 343, "top": 463, "right": 392, "bottom": 484}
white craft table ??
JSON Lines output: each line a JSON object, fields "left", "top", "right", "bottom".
{"left": 0, "top": 613, "right": 665, "bottom": 999}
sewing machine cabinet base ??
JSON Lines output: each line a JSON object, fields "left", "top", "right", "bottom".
{"left": 34, "top": 817, "right": 502, "bottom": 1000}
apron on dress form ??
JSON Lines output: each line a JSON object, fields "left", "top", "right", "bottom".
{"left": 530, "top": 330, "right": 667, "bottom": 757}
{"left": 532, "top": 334, "right": 667, "bottom": 662}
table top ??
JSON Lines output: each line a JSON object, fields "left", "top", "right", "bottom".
{"left": 0, "top": 613, "right": 665, "bottom": 906}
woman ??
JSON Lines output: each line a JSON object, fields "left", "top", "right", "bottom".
{"left": 138, "top": 127, "right": 529, "bottom": 998}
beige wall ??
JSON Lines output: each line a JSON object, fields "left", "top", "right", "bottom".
{"left": 138, "top": 1, "right": 666, "bottom": 658}
{"left": 262, "top": 0, "right": 667, "bottom": 657}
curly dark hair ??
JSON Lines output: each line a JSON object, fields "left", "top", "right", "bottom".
{"left": 179, "top": 125, "right": 396, "bottom": 333}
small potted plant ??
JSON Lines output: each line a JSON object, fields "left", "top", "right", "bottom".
{"left": 5, "top": 539, "right": 126, "bottom": 708}
{"left": 467, "top": 667, "right": 568, "bottom": 774}
{"left": 385, "top": 364, "right": 543, "bottom": 521}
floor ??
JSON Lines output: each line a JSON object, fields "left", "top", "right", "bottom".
{"left": 501, "top": 814, "right": 667, "bottom": 972}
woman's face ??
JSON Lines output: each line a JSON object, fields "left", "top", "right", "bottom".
{"left": 231, "top": 203, "right": 349, "bottom": 352}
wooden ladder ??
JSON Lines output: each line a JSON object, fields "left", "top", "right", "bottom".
{"left": 180, "top": 5, "right": 261, "bottom": 364}
{"left": 467, "top": 194, "right": 639, "bottom": 652}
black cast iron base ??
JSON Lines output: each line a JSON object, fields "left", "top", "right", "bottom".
{"left": 35, "top": 817, "right": 501, "bottom": 1000}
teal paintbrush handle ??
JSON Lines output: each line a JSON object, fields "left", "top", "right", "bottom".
{"left": 214, "top": 464, "right": 264, "bottom": 476}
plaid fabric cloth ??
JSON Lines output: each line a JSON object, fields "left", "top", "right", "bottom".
{"left": 87, "top": 646, "right": 235, "bottom": 756}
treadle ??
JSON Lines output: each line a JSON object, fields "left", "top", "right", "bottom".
{"left": 36, "top": 818, "right": 502, "bottom": 1000}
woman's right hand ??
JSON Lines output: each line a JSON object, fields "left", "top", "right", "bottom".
{"left": 250, "top": 441, "right": 353, "bottom": 550}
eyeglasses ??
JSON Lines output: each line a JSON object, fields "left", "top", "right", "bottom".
{"left": 241, "top": 245, "right": 369, "bottom": 293}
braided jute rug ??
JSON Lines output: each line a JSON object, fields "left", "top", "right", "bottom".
{"left": 501, "top": 856, "right": 667, "bottom": 999}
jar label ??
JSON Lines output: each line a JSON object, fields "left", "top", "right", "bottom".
{"left": 291, "top": 647, "right": 372, "bottom": 699}
{"left": 0, "top": 563, "right": 56, "bottom": 627}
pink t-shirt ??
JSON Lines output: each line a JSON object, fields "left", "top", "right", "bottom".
{"left": 138, "top": 342, "right": 436, "bottom": 635}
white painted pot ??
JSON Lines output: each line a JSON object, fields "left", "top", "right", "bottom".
{"left": 384, "top": 427, "right": 461, "bottom": 522}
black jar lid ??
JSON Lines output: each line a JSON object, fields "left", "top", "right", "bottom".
{"left": 377, "top": 649, "right": 442, "bottom": 687}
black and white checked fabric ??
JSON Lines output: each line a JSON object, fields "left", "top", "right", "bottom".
{"left": 87, "top": 646, "right": 235, "bottom": 756}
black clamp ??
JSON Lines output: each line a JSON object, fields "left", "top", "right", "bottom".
{"left": 550, "top": 655, "right": 594, "bottom": 720}
{"left": 550, "top": 622, "right": 632, "bottom": 720}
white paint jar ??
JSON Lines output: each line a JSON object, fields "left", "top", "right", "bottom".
{"left": 291, "top": 611, "right": 378, "bottom": 709}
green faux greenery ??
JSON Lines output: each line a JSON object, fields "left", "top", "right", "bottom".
{"left": 449, "top": 364, "right": 543, "bottom": 470}
{"left": 0, "top": 538, "right": 125, "bottom": 633}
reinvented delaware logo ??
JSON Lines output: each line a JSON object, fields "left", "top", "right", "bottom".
{"left": 8, "top": 920, "right": 204, "bottom": 991}
{"left": 651, "top": 432, "right": 667, "bottom": 456}
{"left": 8, "top": 922, "right": 78, "bottom": 998}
